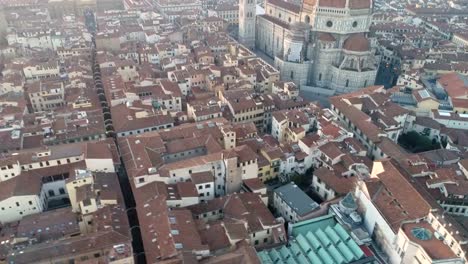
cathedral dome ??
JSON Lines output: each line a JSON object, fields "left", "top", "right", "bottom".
{"left": 343, "top": 33, "right": 370, "bottom": 52}
{"left": 315, "top": 0, "right": 371, "bottom": 9}
{"left": 318, "top": 32, "right": 336, "bottom": 42}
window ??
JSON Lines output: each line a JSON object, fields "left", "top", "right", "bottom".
{"left": 326, "top": 21, "right": 333, "bottom": 27}
{"left": 48, "top": 190, "right": 55, "bottom": 197}
{"left": 290, "top": 71, "right": 294, "bottom": 79}
{"left": 318, "top": 73, "right": 322, "bottom": 81}
{"left": 59, "top": 188, "right": 65, "bottom": 195}
{"left": 345, "top": 79, "right": 349, "bottom": 87}
{"left": 29, "top": 201, "right": 33, "bottom": 205}
{"left": 352, "top": 21, "right": 358, "bottom": 28}
{"left": 16, "top": 202, "right": 20, "bottom": 207}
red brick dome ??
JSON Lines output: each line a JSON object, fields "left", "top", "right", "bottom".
{"left": 318, "top": 33, "right": 336, "bottom": 42}
{"left": 343, "top": 33, "right": 370, "bottom": 52}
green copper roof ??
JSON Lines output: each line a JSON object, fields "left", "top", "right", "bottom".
{"left": 257, "top": 214, "right": 367, "bottom": 264}
{"left": 152, "top": 100, "right": 161, "bottom": 109}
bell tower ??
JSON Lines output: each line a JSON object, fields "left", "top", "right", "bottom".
{"left": 0, "top": 6, "right": 7, "bottom": 45}
{"left": 238, "top": 0, "right": 256, "bottom": 49}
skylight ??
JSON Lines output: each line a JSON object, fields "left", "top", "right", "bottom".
{"left": 411, "top": 227, "right": 432, "bottom": 241}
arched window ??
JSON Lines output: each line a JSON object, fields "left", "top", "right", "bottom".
{"left": 318, "top": 73, "right": 322, "bottom": 81}
{"left": 345, "top": 79, "right": 349, "bottom": 87}
{"left": 305, "top": 15, "right": 310, "bottom": 24}
{"left": 288, "top": 17, "right": 291, "bottom": 23}
{"left": 290, "top": 71, "right": 294, "bottom": 79}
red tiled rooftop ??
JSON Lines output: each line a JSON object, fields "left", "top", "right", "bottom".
{"left": 343, "top": 33, "right": 370, "bottom": 52}
{"left": 402, "top": 222, "right": 457, "bottom": 260}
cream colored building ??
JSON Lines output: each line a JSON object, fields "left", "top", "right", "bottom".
{"left": 452, "top": 33, "right": 468, "bottom": 48}
{"left": 214, "top": 4, "right": 239, "bottom": 25}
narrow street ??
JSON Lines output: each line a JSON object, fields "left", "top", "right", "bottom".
{"left": 86, "top": 12, "right": 145, "bottom": 264}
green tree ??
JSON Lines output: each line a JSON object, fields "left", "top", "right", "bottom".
{"left": 398, "top": 131, "right": 440, "bottom": 153}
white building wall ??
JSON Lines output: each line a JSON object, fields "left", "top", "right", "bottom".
{"left": 0, "top": 195, "right": 43, "bottom": 224}
{"left": 196, "top": 182, "right": 215, "bottom": 202}
{"left": 313, "top": 10, "right": 371, "bottom": 34}
{"left": 433, "top": 117, "right": 468, "bottom": 130}
{"left": 355, "top": 188, "right": 401, "bottom": 264}
{"left": 240, "top": 161, "right": 258, "bottom": 180}
{"left": 85, "top": 158, "right": 115, "bottom": 173}
{"left": 250, "top": 228, "right": 273, "bottom": 247}
{"left": 0, "top": 162, "right": 21, "bottom": 181}
{"left": 275, "top": 57, "right": 311, "bottom": 87}
{"left": 23, "top": 65, "right": 60, "bottom": 80}
{"left": 167, "top": 197, "right": 199, "bottom": 208}
{"left": 41, "top": 180, "right": 67, "bottom": 200}
{"left": 311, "top": 176, "right": 336, "bottom": 201}
{"left": 79, "top": 198, "right": 98, "bottom": 215}
{"left": 330, "top": 66, "right": 377, "bottom": 94}
{"left": 273, "top": 192, "right": 298, "bottom": 222}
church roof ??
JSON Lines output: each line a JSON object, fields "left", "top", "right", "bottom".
{"left": 258, "top": 214, "right": 368, "bottom": 264}
{"left": 348, "top": 0, "right": 371, "bottom": 9}
{"left": 319, "top": 0, "right": 346, "bottom": 8}
{"left": 343, "top": 33, "right": 370, "bottom": 52}
{"left": 267, "top": 0, "right": 301, "bottom": 13}
{"left": 318, "top": 32, "right": 336, "bottom": 42}
{"left": 314, "top": 0, "right": 371, "bottom": 9}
